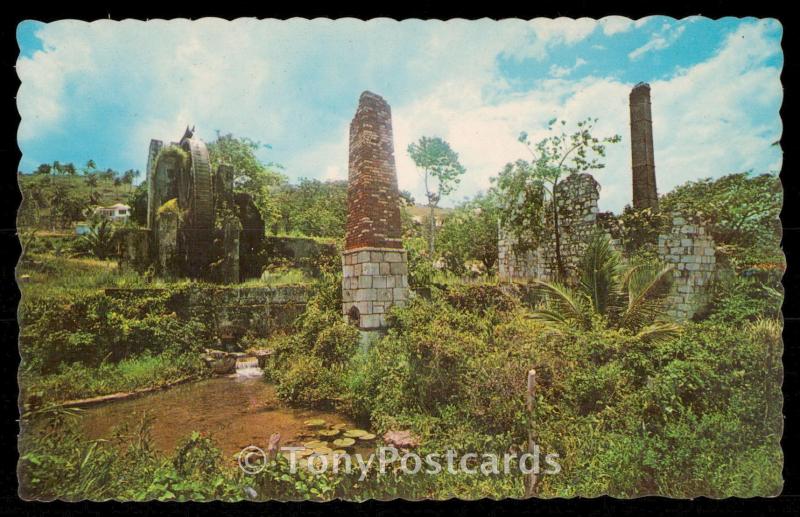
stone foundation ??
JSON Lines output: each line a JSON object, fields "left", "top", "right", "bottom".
{"left": 342, "top": 248, "right": 409, "bottom": 330}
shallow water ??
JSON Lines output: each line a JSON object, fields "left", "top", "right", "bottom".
{"left": 79, "top": 376, "right": 355, "bottom": 460}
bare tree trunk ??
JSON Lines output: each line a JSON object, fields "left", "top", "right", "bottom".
{"left": 525, "top": 369, "right": 538, "bottom": 498}
{"left": 552, "top": 187, "right": 566, "bottom": 281}
{"left": 428, "top": 203, "right": 436, "bottom": 257}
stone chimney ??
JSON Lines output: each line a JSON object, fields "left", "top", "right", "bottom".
{"left": 629, "top": 83, "right": 659, "bottom": 210}
{"left": 341, "top": 91, "right": 408, "bottom": 330}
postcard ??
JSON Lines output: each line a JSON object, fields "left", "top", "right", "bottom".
{"left": 16, "top": 17, "right": 783, "bottom": 501}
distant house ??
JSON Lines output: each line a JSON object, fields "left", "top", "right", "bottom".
{"left": 93, "top": 203, "right": 131, "bottom": 223}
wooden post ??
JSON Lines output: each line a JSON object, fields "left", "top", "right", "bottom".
{"left": 525, "top": 368, "right": 538, "bottom": 498}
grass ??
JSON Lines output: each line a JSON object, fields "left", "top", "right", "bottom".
{"left": 21, "top": 351, "right": 208, "bottom": 407}
{"left": 18, "top": 252, "right": 182, "bottom": 300}
{"left": 238, "top": 267, "right": 314, "bottom": 287}
{"left": 430, "top": 270, "right": 499, "bottom": 286}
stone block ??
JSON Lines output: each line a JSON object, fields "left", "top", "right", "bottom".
{"left": 372, "top": 276, "right": 387, "bottom": 288}
{"left": 358, "top": 276, "right": 373, "bottom": 288}
{"left": 384, "top": 251, "right": 403, "bottom": 263}
{"left": 361, "top": 314, "right": 381, "bottom": 329}
{"left": 376, "top": 288, "right": 393, "bottom": 302}
{"left": 380, "top": 262, "right": 391, "bottom": 275}
{"left": 357, "top": 251, "right": 371, "bottom": 264}
{"left": 356, "top": 289, "right": 375, "bottom": 302}
{"left": 371, "top": 251, "right": 384, "bottom": 263}
{"left": 390, "top": 262, "right": 408, "bottom": 275}
{"left": 362, "top": 263, "right": 379, "bottom": 275}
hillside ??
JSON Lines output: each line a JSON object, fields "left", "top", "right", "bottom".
{"left": 17, "top": 172, "right": 138, "bottom": 231}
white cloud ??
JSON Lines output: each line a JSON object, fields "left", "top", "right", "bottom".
{"left": 599, "top": 16, "right": 635, "bottom": 36}
{"left": 549, "top": 57, "right": 588, "bottom": 78}
{"left": 503, "top": 17, "right": 598, "bottom": 61}
{"left": 629, "top": 24, "right": 686, "bottom": 60}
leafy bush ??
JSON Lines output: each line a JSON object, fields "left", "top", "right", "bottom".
{"left": 268, "top": 265, "right": 359, "bottom": 407}
{"left": 20, "top": 287, "right": 212, "bottom": 374}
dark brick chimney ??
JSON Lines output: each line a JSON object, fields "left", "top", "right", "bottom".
{"left": 629, "top": 82, "right": 659, "bottom": 210}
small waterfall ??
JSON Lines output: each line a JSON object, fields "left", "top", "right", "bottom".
{"left": 235, "top": 357, "right": 263, "bottom": 378}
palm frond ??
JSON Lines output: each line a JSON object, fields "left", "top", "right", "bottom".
{"left": 578, "top": 232, "right": 622, "bottom": 317}
{"left": 635, "top": 321, "right": 682, "bottom": 344}
{"left": 529, "top": 279, "right": 592, "bottom": 330}
{"left": 619, "top": 262, "right": 674, "bottom": 332}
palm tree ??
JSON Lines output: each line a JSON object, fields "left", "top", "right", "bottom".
{"left": 85, "top": 174, "right": 99, "bottom": 203}
{"left": 531, "top": 232, "right": 680, "bottom": 343}
{"left": 80, "top": 219, "right": 116, "bottom": 259}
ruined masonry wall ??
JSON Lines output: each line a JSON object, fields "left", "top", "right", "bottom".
{"left": 498, "top": 173, "right": 601, "bottom": 285}
{"left": 657, "top": 213, "right": 716, "bottom": 320}
{"left": 342, "top": 249, "right": 409, "bottom": 329}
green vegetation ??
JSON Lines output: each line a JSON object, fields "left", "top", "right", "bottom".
{"left": 531, "top": 232, "right": 680, "bottom": 342}
{"left": 661, "top": 172, "right": 783, "bottom": 270}
{"left": 18, "top": 163, "right": 139, "bottom": 231}
{"left": 22, "top": 352, "right": 206, "bottom": 407}
{"left": 18, "top": 125, "right": 782, "bottom": 500}
{"left": 407, "top": 136, "right": 467, "bottom": 256}
{"left": 494, "top": 118, "right": 621, "bottom": 278}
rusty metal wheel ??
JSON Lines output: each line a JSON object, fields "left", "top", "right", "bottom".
{"left": 179, "top": 135, "right": 214, "bottom": 277}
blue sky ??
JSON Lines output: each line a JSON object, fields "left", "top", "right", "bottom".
{"left": 16, "top": 17, "right": 783, "bottom": 212}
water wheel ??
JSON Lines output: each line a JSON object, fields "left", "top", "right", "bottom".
{"left": 177, "top": 135, "right": 214, "bottom": 277}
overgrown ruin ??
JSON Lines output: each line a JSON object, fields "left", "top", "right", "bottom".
{"left": 341, "top": 91, "right": 409, "bottom": 330}
{"left": 498, "top": 83, "right": 717, "bottom": 320}
{"left": 125, "top": 127, "right": 266, "bottom": 283}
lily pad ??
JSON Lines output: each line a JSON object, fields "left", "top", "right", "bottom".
{"left": 318, "top": 429, "right": 340, "bottom": 437}
{"left": 312, "top": 446, "right": 333, "bottom": 455}
{"left": 304, "top": 418, "right": 326, "bottom": 427}
{"left": 297, "top": 448, "right": 314, "bottom": 457}
{"left": 343, "top": 429, "right": 369, "bottom": 438}
{"left": 332, "top": 423, "right": 348, "bottom": 430}
{"left": 303, "top": 440, "right": 327, "bottom": 449}
{"left": 333, "top": 437, "right": 356, "bottom": 448}
{"left": 357, "top": 433, "right": 376, "bottom": 441}
{"left": 331, "top": 449, "right": 347, "bottom": 455}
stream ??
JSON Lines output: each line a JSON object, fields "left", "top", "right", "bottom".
{"left": 79, "top": 372, "right": 355, "bottom": 461}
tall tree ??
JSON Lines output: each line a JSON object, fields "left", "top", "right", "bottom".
{"left": 34, "top": 164, "right": 51, "bottom": 175}
{"left": 82, "top": 159, "right": 96, "bottom": 175}
{"left": 437, "top": 192, "right": 501, "bottom": 274}
{"left": 85, "top": 174, "right": 99, "bottom": 204}
{"left": 494, "top": 118, "right": 620, "bottom": 280}
{"left": 207, "top": 132, "right": 287, "bottom": 230}
{"left": 62, "top": 163, "right": 77, "bottom": 176}
{"left": 407, "top": 136, "right": 466, "bottom": 256}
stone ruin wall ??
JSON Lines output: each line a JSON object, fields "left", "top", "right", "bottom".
{"left": 499, "top": 83, "right": 716, "bottom": 320}
{"left": 498, "top": 175, "right": 717, "bottom": 320}
{"left": 341, "top": 91, "right": 409, "bottom": 330}
{"left": 498, "top": 173, "right": 604, "bottom": 284}
{"left": 658, "top": 213, "right": 716, "bottom": 320}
